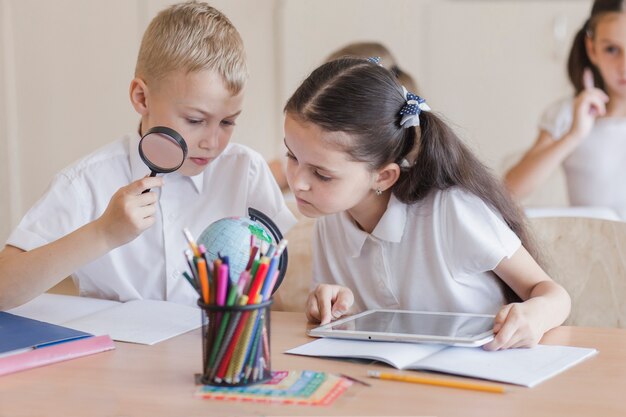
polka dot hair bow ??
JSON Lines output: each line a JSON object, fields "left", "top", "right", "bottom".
{"left": 367, "top": 56, "right": 382, "bottom": 65}
{"left": 399, "top": 86, "right": 431, "bottom": 128}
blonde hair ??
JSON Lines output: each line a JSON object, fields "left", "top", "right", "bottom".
{"left": 325, "top": 41, "right": 418, "bottom": 93}
{"left": 135, "top": 1, "right": 247, "bottom": 94}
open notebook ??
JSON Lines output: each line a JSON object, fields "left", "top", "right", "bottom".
{"left": 8, "top": 293, "right": 201, "bottom": 345}
{"left": 286, "top": 338, "right": 597, "bottom": 387}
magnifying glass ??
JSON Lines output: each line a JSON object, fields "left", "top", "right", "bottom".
{"left": 138, "top": 126, "right": 188, "bottom": 193}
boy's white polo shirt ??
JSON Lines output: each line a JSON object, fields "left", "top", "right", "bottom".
{"left": 7, "top": 133, "right": 296, "bottom": 306}
{"left": 312, "top": 188, "right": 521, "bottom": 315}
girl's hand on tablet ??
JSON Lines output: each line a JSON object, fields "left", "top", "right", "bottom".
{"left": 483, "top": 302, "right": 544, "bottom": 351}
{"left": 306, "top": 284, "right": 354, "bottom": 325}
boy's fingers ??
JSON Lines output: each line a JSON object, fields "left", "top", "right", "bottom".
{"left": 128, "top": 177, "right": 163, "bottom": 194}
{"left": 583, "top": 67, "right": 594, "bottom": 90}
{"left": 136, "top": 204, "right": 158, "bottom": 220}
{"left": 136, "top": 190, "right": 160, "bottom": 206}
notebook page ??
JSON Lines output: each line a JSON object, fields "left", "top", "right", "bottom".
{"left": 62, "top": 299, "right": 201, "bottom": 345}
{"left": 414, "top": 344, "right": 598, "bottom": 387}
{"left": 286, "top": 338, "right": 446, "bottom": 369}
{"left": 7, "top": 293, "right": 119, "bottom": 325}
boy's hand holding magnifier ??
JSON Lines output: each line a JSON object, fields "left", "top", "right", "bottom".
{"left": 96, "top": 127, "right": 188, "bottom": 248}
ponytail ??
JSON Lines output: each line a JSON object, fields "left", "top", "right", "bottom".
{"left": 394, "top": 112, "right": 540, "bottom": 262}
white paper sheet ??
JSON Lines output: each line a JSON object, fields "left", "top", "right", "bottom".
{"left": 63, "top": 299, "right": 201, "bottom": 345}
{"left": 8, "top": 294, "right": 201, "bottom": 345}
{"left": 286, "top": 338, "right": 598, "bottom": 387}
{"left": 8, "top": 293, "right": 118, "bottom": 325}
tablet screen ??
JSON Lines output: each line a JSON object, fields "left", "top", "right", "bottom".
{"left": 326, "top": 310, "right": 494, "bottom": 340}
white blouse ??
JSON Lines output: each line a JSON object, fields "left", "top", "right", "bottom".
{"left": 312, "top": 188, "right": 521, "bottom": 315}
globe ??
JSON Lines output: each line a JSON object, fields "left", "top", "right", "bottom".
{"left": 197, "top": 216, "right": 274, "bottom": 284}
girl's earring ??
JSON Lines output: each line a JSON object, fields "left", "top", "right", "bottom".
{"left": 375, "top": 188, "right": 383, "bottom": 196}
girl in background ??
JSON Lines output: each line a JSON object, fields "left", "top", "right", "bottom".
{"left": 325, "top": 41, "right": 418, "bottom": 93}
{"left": 283, "top": 58, "right": 570, "bottom": 351}
{"left": 506, "top": 0, "right": 626, "bottom": 218}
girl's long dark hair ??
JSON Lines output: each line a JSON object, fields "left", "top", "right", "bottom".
{"left": 285, "top": 58, "right": 538, "bottom": 261}
{"left": 568, "top": 0, "right": 625, "bottom": 93}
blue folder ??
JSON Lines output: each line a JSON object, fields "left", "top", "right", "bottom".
{"left": 0, "top": 312, "right": 92, "bottom": 354}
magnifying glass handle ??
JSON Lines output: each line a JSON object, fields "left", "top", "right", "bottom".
{"left": 142, "top": 171, "right": 157, "bottom": 194}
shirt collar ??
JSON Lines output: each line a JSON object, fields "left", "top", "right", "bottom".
{"left": 187, "top": 172, "right": 204, "bottom": 194}
{"left": 341, "top": 193, "right": 407, "bottom": 257}
{"left": 371, "top": 193, "right": 407, "bottom": 243}
{"left": 127, "top": 132, "right": 204, "bottom": 194}
{"left": 340, "top": 211, "right": 368, "bottom": 258}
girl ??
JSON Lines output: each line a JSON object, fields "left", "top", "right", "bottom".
{"left": 269, "top": 41, "right": 418, "bottom": 191}
{"left": 505, "top": 0, "right": 626, "bottom": 218}
{"left": 283, "top": 58, "right": 570, "bottom": 351}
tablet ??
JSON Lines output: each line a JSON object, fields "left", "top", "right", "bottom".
{"left": 307, "top": 309, "right": 495, "bottom": 347}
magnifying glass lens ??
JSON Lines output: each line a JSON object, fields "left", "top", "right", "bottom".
{"left": 140, "top": 133, "right": 186, "bottom": 172}
{"left": 138, "top": 126, "right": 188, "bottom": 193}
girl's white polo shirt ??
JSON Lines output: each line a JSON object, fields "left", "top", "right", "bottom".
{"left": 312, "top": 187, "right": 521, "bottom": 315}
{"left": 7, "top": 133, "right": 296, "bottom": 306}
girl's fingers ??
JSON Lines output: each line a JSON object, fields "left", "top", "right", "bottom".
{"left": 485, "top": 322, "right": 516, "bottom": 351}
{"left": 331, "top": 288, "right": 354, "bottom": 318}
{"left": 309, "top": 285, "right": 353, "bottom": 325}
{"left": 492, "top": 304, "right": 511, "bottom": 334}
{"left": 305, "top": 292, "right": 321, "bottom": 323}
{"left": 484, "top": 305, "right": 514, "bottom": 351}
{"left": 576, "top": 89, "right": 608, "bottom": 118}
{"left": 583, "top": 67, "right": 594, "bottom": 90}
{"left": 586, "top": 92, "right": 608, "bottom": 117}
{"left": 314, "top": 286, "right": 334, "bottom": 325}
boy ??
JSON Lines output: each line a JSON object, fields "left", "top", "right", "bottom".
{"left": 0, "top": 2, "right": 295, "bottom": 309}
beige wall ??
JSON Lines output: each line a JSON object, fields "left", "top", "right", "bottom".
{"left": 0, "top": 0, "right": 591, "bottom": 244}
{"left": 278, "top": 0, "right": 589, "bottom": 206}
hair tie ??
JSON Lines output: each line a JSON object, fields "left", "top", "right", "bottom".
{"left": 399, "top": 86, "right": 431, "bottom": 128}
{"left": 367, "top": 56, "right": 382, "bottom": 66}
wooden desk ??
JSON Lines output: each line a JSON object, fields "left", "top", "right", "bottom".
{"left": 0, "top": 312, "right": 624, "bottom": 417}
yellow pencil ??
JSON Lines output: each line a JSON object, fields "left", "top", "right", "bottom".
{"left": 367, "top": 370, "right": 505, "bottom": 394}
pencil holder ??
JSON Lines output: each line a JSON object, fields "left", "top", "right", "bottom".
{"left": 198, "top": 299, "right": 273, "bottom": 386}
